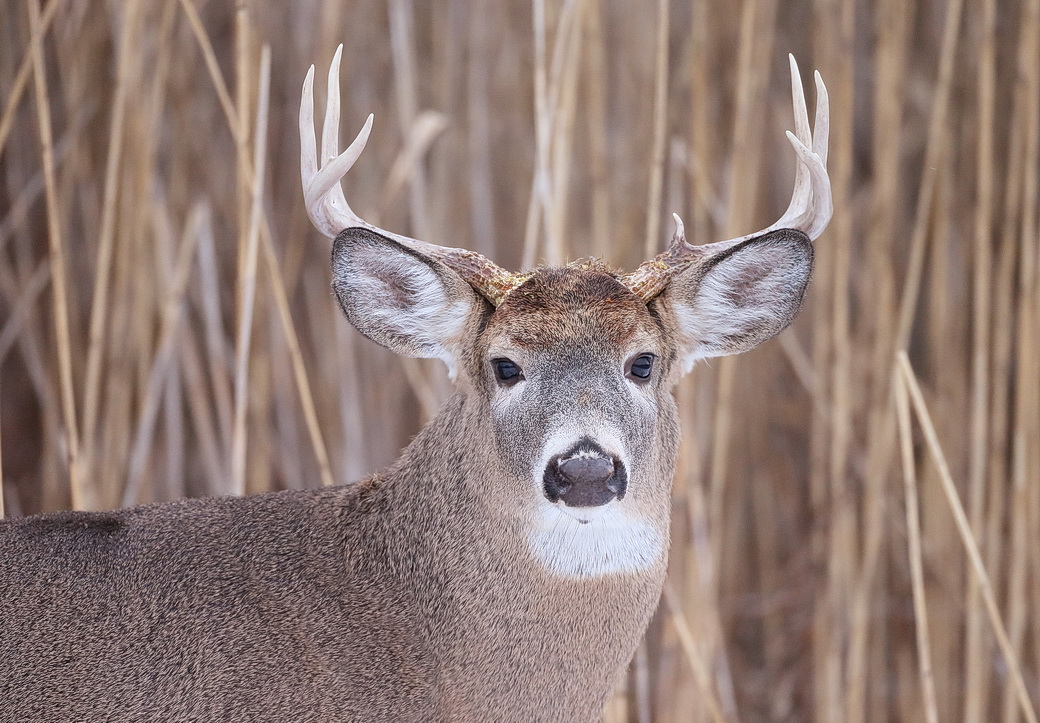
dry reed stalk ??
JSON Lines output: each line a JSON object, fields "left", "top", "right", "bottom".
{"left": 379, "top": 111, "right": 449, "bottom": 213}
{"left": 546, "top": 0, "right": 583, "bottom": 264}
{"left": 27, "top": 0, "right": 84, "bottom": 508}
{"left": 177, "top": 316, "right": 227, "bottom": 489}
{"left": 232, "top": 6, "right": 255, "bottom": 491}
{"left": 208, "top": 40, "right": 337, "bottom": 489}
{"left": 1030, "top": 303, "right": 1040, "bottom": 705}
{"left": 962, "top": 0, "right": 997, "bottom": 715}
{"left": 462, "top": 4, "right": 495, "bottom": 257}
{"left": 178, "top": 0, "right": 243, "bottom": 142}
{"left": 679, "top": 452, "right": 737, "bottom": 722}
{"left": 0, "top": 0, "right": 61, "bottom": 157}
{"left": 1001, "top": 479, "right": 1030, "bottom": 723}
{"left": 81, "top": 0, "right": 142, "bottom": 486}
{"left": 897, "top": 352, "right": 1039, "bottom": 723}
{"left": 982, "top": 1, "right": 1034, "bottom": 668}
{"left": 855, "top": 12, "right": 909, "bottom": 670}
{"left": 1003, "top": 6, "right": 1040, "bottom": 720}
{"left": 922, "top": 101, "right": 961, "bottom": 723}
{"left": 685, "top": 0, "right": 717, "bottom": 248}
{"left": 810, "top": 0, "right": 855, "bottom": 718}
{"left": 583, "top": 0, "right": 610, "bottom": 260}
{"left": 523, "top": 0, "right": 551, "bottom": 268}
{"left": 663, "top": 584, "right": 729, "bottom": 723}
{"left": 894, "top": 366, "right": 939, "bottom": 723}
{"left": 540, "top": 0, "right": 583, "bottom": 263}
{"left": 2, "top": 16, "right": 86, "bottom": 515}
{"left": 267, "top": 318, "right": 296, "bottom": 488}
{"left": 259, "top": 224, "right": 336, "bottom": 488}
{"left": 230, "top": 44, "right": 271, "bottom": 495}
{"left": 194, "top": 214, "right": 234, "bottom": 466}
{"left": 122, "top": 205, "right": 206, "bottom": 505}
{"left": 389, "top": 0, "right": 431, "bottom": 242}
{"left": 235, "top": 5, "right": 253, "bottom": 251}
{"left": 332, "top": 319, "right": 366, "bottom": 483}
{"left": 154, "top": 196, "right": 184, "bottom": 502}
{"left": 162, "top": 340, "right": 184, "bottom": 499}
{"left": 893, "top": 0, "right": 964, "bottom": 352}
{"left": 127, "top": 4, "right": 179, "bottom": 489}
{"left": 642, "top": 0, "right": 669, "bottom": 258}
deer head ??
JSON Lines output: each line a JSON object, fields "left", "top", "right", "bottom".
{"left": 301, "top": 48, "right": 830, "bottom": 579}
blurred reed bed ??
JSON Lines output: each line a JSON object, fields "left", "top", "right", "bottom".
{"left": 1, "top": 0, "right": 1038, "bottom": 720}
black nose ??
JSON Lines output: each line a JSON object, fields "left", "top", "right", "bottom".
{"left": 543, "top": 442, "right": 627, "bottom": 508}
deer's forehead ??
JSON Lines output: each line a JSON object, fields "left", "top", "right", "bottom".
{"left": 484, "top": 267, "right": 660, "bottom": 350}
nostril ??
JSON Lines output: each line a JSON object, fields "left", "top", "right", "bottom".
{"left": 543, "top": 472, "right": 572, "bottom": 502}
{"left": 557, "top": 456, "right": 614, "bottom": 487}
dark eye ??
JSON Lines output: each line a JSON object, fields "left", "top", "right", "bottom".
{"left": 492, "top": 358, "right": 524, "bottom": 386}
{"left": 627, "top": 354, "right": 655, "bottom": 382}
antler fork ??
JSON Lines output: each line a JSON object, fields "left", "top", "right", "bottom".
{"left": 620, "top": 55, "right": 831, "bottom": 301}
{"left": 301, "top": 45, "right": 527, "bottom": 306}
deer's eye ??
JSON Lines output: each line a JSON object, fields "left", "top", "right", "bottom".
{"left": 627, "top": 354, "right": 655, "bottom": 382}
{"left": 492, "top": 358, "right": 524, "bottom": 386}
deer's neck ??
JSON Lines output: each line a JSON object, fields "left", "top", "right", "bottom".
{"left": 361, "top": 392, "right": 667, "bottom": 719}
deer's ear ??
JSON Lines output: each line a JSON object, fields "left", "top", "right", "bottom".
{"left": 654, "top": 229, "right": 813, "bottom": 372}
{"left": 332, "top": 228, "right": 486, "bottom": 376}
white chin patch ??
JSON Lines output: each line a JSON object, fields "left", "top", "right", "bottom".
{"left": 527, "top": 502, "right": 664, "bottom": 579}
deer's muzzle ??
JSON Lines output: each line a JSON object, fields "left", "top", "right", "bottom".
{"left": 542, "top": 440, "right": 628, "bottom": 509}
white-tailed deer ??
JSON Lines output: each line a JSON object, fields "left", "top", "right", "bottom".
{"left": 0, "top": 49, "right": 830, "bottom": 721}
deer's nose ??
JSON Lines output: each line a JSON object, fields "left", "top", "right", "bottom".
{"left": 543, "top": 444, "right": 627, "bottom": 508}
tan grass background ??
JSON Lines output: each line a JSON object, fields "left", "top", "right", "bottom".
{"left": 1, "top": 0, "right": 1038, "bottom": 720}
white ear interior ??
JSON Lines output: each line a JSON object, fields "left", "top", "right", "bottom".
{"left": 664, "top": 231, "right": 813, "bottom": 372}
{"left": 332, "top": 229, "right": 480, "bottom": 378}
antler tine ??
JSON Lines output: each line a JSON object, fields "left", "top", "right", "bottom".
{"left": 300, "top": 66, "right": 318, "bottom": 186}
{"left": 771, "top": 56, "right": 831, "bottom": 237}
{"left": 301, "top": 47, "right": 525, "bottom": 305}
{"left": 813, "top": 70, "right": 829, "bottom": 165}
{"left": 775, "top": 55, "right": 813, "bottom": 230}
{"left": 300, "top": 46, "right": 377, "bottom": 240}
{"left": 619, "top": 56, "right": 832, "bottom": 302}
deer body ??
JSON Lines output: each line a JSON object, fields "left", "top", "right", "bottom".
{"left": 0, "top": 390, "right": 663, "bottom": 721}
{"left": 0, "top": 51, "right": 830, "bottom": 721}
{"left": 1, "top": 268, "right": 673, "bottom": 721}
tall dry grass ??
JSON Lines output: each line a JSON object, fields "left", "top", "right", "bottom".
{"left": 1, "top": 0, "right": 1037, "bottom": 720}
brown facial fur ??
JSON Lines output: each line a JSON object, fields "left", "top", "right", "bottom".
{"left": 487, "top": 263, "right": 656, "bottom": 350}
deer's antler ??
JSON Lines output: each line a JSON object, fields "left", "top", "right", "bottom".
{"left": 303, "top": 50, "right": 830, "bottom": 307}
{"left": 620, "top": 55, "right": 831, "bottom": 301}
{"left": 301, "top": 45, "right": 527, "bottom": 306}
